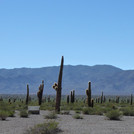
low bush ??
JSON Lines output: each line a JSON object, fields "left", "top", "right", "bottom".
{"left": 73, "top": 114, "right": 83, "bottom": 119}
{"left": 8, "top": 110, "right": 15, "bottom": 117}
{"left": 0, "top": 110, "right": 9, "bottom": 120}
{"left": 24, "top": 121, "right": 60, "bottom": 134}
{"left": 60, "top": 110, "right": 70, "bottom": 115}
{"left": 45, "top": 112, "right": 57, "bottom": 119}
{"left": 105, "top": 110, "right": 122, "bottom": 120}
{"left": 20, "top": 110, "right": 28, "bottom": 118}
{"left": 120, "top": 107, "right": 134, "bottom": 116}
{"left": 82, "top": 108, "right": 90, "bottom": 114}
{"left": 75, "top": 110, "right": 81, "bottom": 114}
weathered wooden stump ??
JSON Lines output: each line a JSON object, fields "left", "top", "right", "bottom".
{"left": 28, "top": 106, "right": 40, "bottom": 114}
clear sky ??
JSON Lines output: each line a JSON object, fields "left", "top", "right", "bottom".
{"left": 0, "top": 0, "right": 134, "bottom": 70}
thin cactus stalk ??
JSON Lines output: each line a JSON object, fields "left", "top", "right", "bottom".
{"left": 37, "top": 80, "right": 44, "bottom": 105}
{"left": 91, "top": 99, "right": 94, "bottom": 108}
{"left": 130, "top": 94, "right": 133, "bottom": 105}
{"left": 70, "top": 91, "right": 73, "bottom": 103}
{"left": 98, "top": 97, "right": 100, "bottom": 103}
{"left": 8, "top": 98, "right": 11, "bottom": 103}
{"left": 101, "top": 91, "right": 103, "bottom": 103}
{"left": 101, "top": 96, "right": 103, "bottom": 104}
{"left": 67, "top": 95, "right": 69, "bottom": 104}
{"left": 86, "top": 81, "right": 92, "bottom": 107}
{"left": 48, "top": 96, "right": 50, "bottom": 102}
{"left": 26, "top": 84, "right": 29, "bottom": 105}
{"left": 73, "top": 90, "right": 75, "bottom": 103}
{"left": 52, "top": 56, "right": 64, "bottom": 112}
{"left": 104, "top": 96, "right": 106, "bottom": 103}
{"left": 96, "top": 98, "right": 97, "bottom": 103}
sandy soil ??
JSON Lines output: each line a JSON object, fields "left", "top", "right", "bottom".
{"left": 0, "top": 110, "right": 134, "bottom": 134}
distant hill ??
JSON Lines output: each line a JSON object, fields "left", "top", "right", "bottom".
{"left": 0, "top": 65, "right": 134, "bottom": 95}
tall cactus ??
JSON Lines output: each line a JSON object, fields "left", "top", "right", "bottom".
{"left": 26, "top": 84, "right": 29, "bottom": 105}
{"left": 70, "top": 91, "right": 73, "bottom": 103}
{"left": 37, "top": 80, "right": 44, "bottom": 105}
{"left": 52, "top": 56, "right": 64, "bottom": 112}
{"left": 101, "top": 91, "right": 103, "bottom": 103}
{"left": 67, "top": 95, "right": 69, "bottom": 104}
{"left": 130, "top": 94, "right": 133, "bottom": 105}
{"left": 86, "top": 81, "right": 92, "bottom": 107}
{"left": 72, "top": 90, "right": 75, "bottom": 103}
{"left": 70, "top": 90, "right": 75, "bottom": 103}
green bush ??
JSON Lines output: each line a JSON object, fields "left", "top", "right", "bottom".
{"left": 105, "top": 110, "right": 122, "bottom": 120}
{"left": 0, "top": 110, "right": 9, "bottom": 120}
{"left": 82, "top": 108, "right": 89, "bottom": 114}
{"left": 20, "top": 110, "right": 28, "bottom": 118}
{"left": 8, "top": 110, "right": 15, "bottom": 117}
{"left": 75, "top": 110, "right": 81, "bottom": 114}
{"left": 24, "top": 121, "right": 60, "bottom": 134}
{"left": 120, "top": 107, "right": 134, "bottom": 116}
{"left": 73, "top": 114, "right": 83, "bottom": 119}
{"left": 45, "top": 112, "right": 57, "bottom": 119}
{"left": 60, "top": 110, "right": 70, "bottom": 115}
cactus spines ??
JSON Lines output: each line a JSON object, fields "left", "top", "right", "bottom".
{"left": 130, "top": 94, "right": 133, "bottom": 105}
{"left": 26, "top": 84, "right": 29, "bottom": 105}
{"left": 86, "top": 81, "right": 92, "bottom": 107}
{"left": 52, "top": 56, "right": 64, "bottom": 112}
{"left": 37, "top": 81, "right": 44, "bottom": 105}
{"left": 67, "top": 95, "right": 69, "bottom": 104}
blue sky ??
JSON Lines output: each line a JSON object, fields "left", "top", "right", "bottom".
{"left": 0, "top": 0, "right": 134, "bottom": 70}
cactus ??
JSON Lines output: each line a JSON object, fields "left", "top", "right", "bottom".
{"left": 52, "top": 56, "right": 64, "bottom": 112}
{"left": 101, "top": 96, "right": 103, "bottom": 104}
{"left": 130, "top": 94, "right": 133, "bottom": 105}
{"left": 101, "top": 91, "right": 103, "bottom": 103}
{"left": 91, "top": 99, "right": 94, "bottom": 108}
{"left": 8, "top": 98, "right": 11, "bottom": 103}
{"left": 37, "top": 80, "right": 44, "bottom": 105}
{"left": 70, "top": 91, "right": 73, "bottom": 103}
{"left": 72, "top": 90, "right": 75, "bottom": 103}
{"left": 96, "top": 98, "right": 97, "bottom": 103}
{"left": 86, "top": 81, "right": 92, "bottom": 107}
{"left": 48, "top": 96, "right": 50, "bottom": 102}
{"left": 70, "top": 90, "right": 75, "bottom": 103}
{"left": 98, "top": 97, "right": 100, "bottom": 103}
{"left": 67, "top": 95, "right": 69, "bottom": 104}
{"left": 26, "top": 84, "right": 29, "bottom": 105}
{"left": 116, "top": 96, "right": 120, "bottom": 103}
{"left": 104, "top": 96, "right": 106, "bottom": 103}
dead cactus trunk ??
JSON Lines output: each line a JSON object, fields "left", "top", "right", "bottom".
{"left": 53, "top": 56, "right": 64, "bottom": 112}
{"left": 26, "top": 84, "right": 29, "bottom": 105}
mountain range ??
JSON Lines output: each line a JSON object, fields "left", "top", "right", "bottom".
{"left": 0, "top": 65, "right": 134, "bottom": 95}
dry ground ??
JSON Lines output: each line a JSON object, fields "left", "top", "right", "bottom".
{"left": 0, "top": 110, "right": 134, "bottom": 134}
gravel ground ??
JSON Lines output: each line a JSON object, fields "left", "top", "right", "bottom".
{"left": 0, "top": 110, "right": 134, "bottom": 134}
